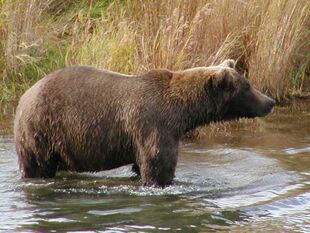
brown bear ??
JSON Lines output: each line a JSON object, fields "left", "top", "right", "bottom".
{"left": 14, "top": 59, "right": 275, "bottom": 187}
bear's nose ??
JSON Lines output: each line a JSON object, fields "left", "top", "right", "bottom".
{"left": 267, "top": 98, "right": 276, "bottom": 112}
{"left": 269, "top": 99, "right": 276, "bottom": 108}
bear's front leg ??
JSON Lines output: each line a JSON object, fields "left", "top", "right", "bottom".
{"left": 136, "top": 137, "right": 178, "bottom": 187}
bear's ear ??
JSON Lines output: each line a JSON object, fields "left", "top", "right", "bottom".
{"left": 219, "top": 59, "right": 236, "bottom": 69}
{"left": 207, "top": 69, "right": 235, "bottom": 92}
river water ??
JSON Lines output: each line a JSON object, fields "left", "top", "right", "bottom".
{"left": 0, "top": 102, "right": 309, "bottom": 232}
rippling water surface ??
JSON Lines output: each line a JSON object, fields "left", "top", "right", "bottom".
{"left": 0, "top": 102, "right": 309, "bottom": 232}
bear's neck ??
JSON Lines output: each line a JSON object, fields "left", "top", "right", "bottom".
{"left": 167, "top": 73, "right": 225, "bottom": 137}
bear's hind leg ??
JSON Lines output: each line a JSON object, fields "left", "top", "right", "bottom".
{"left": 36, "top": 151, "right": 60, "bottom": 178}
{"left": 17, "top": 144, "right": 39, "bottom": 178}
{"left": 16, "top": 141, "right": 59, "bottom": 178}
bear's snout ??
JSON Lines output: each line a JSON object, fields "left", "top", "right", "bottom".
{"left": 226, "top": 86, "right": 276, "bottom": 120}
{"left": 255, "top": 91, "right": 276, "bottom": 117}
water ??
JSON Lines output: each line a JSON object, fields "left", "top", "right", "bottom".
{"left": 0, "top": 102, "right": 309, "bottom": 232}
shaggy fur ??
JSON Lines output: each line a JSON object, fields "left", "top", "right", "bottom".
{"left": 14, "top": 59, "right": 275, "bottom": 187}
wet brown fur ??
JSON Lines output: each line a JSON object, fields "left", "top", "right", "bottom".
{"left": 14, "top": 60, "right": 273, "bottom": 187}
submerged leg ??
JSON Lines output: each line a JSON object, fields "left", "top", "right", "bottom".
{"left": 16, "top": 136, "right": 59, "bottom": 179}
{"left": 131, "top": 163, "right": 140, "bottom": 176}
{"left": 136, "top": 136, "right": 178, "bottom": 187}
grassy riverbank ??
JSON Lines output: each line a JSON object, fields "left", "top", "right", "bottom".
{"left": 0, "top": 0, "right": 309, "bottom": 102}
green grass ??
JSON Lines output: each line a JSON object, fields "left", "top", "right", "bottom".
{"left": 0, "top": 0, "right": 118, "bottom": 101}
{"left": 1, "top": 44, "right": 68, "bottom": 101}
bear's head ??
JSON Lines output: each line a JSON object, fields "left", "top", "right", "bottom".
{"left": 207, "top": 59, "right": 275, "bottom": 121}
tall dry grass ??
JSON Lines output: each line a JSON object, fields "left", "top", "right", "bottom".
{"left": 249, "top": 0, "right": 310, "bottom": 99}
{"left": 0, "top": 0, "right": 5, "bottom": 70}
{"left": 1, "top": 0, "right": 309, "bottom": 101}
{"left": 69, "top": 0, "right": 255, "bottom": 71}
{"left": 68, "top": 0, "right": 310, "bottom": 100}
